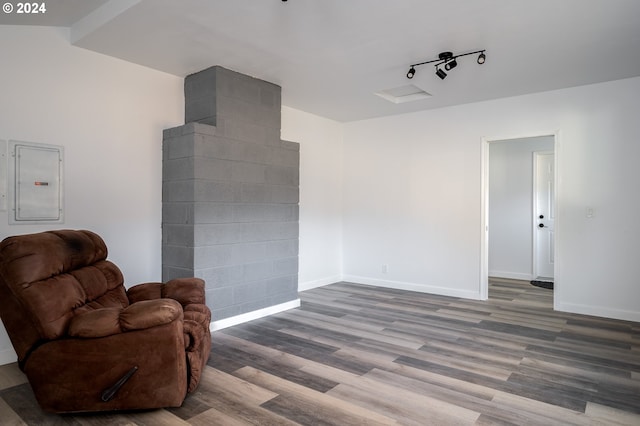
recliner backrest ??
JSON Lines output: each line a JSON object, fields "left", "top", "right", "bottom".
{"left": 0, "top": 230, "right": 129, "bottom": 364}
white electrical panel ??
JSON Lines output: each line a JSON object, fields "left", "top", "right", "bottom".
{"left": 8, "top": 140, "right": 64, "bottom": 224}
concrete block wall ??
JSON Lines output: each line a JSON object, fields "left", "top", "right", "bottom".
{"left": 162, "top": 66, "right": 299, "bottom": 321}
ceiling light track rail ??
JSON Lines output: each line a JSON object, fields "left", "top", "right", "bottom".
{"left": 406, "top": 49, "right": 486, "bottom": 80}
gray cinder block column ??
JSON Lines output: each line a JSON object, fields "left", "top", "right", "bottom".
{"left": 162, "top": 66, "right": 299, "bottom": 321}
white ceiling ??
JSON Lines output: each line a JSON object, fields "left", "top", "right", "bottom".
{"left": 3, "top": 0, "right": 640, "bottom": 122}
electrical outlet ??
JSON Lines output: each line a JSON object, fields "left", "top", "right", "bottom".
{"left": 382, "top": 264, "right": 388, "bottom": 274}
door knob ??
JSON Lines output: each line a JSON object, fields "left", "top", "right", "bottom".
{"left": 538, "top": 223, "right": 545, "bottom": 228}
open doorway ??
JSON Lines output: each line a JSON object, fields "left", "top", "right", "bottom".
{"left": 480, "top": 133, "right": 558, "bottom": 300}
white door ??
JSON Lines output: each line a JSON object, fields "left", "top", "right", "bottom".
{"left": 534, "top": 152, "right": 554, "bottom": 279}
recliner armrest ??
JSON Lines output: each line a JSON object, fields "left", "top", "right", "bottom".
{"left": 68, "top": 299, "right": 183, "bottom": 338}
{"left": 127, "top": 278, "right": 206, "bottom": 307}
{"left": 164, "top": 278, "right": 206, "bottom": 306}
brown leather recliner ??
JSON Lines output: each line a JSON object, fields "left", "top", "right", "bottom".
{"left": 0, "top": 229, "right": 211, "bottom": 413}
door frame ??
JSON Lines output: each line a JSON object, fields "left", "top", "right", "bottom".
{"left": 480, "top": 131, "right": 560, "bottom": 304}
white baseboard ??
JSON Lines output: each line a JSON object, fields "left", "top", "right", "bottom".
{"left": 298, "top": 275, "right": 342, "bottom": 292}
{"left": 342, "top": 275, "right": 481, "bottom": 300}
{"left": 489, "top": 271, "right": 534, "bottom": 281}
{"left": 0, "top": 347, "right": 17, "bottom": 366}
{"left": 555, "top": 301, "right": 640, "bottom": 323}
{"left": 210, "top": 298, "right": 301, "bottom": 332}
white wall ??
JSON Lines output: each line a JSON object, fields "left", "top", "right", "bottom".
{"left": 343, "top": 76, "right": 640, "bottom": 322}
{"left": 281, "top": 106, "right": 344, "bottom": 290}
{"left": 489, "top": 136, "right": 555, "bottom": 280}
{"left": 0, "top": 26, "right": 184, "bottom": 364}
{"left": 341, "top": 107, "right": 485, "bottom": 299}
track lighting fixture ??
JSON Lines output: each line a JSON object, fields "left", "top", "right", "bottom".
{"left": 406, "top": 49, "right": 486, "bottom": 80}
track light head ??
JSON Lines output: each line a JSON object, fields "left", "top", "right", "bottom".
{"left": 435, "top": 68, "right": 447, "bottom": 80}
{"left": 406, "top": 67, "right": 416, "bottom": 79}
{"left": 477, "top": 52, "right": 486, "bottom": 64}
{"left": 444, "top": 58, "right": 458, "bottom": 71}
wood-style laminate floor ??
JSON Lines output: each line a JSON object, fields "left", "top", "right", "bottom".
{"left": 1, "top": 279, "right": 639, "bottom": 425}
